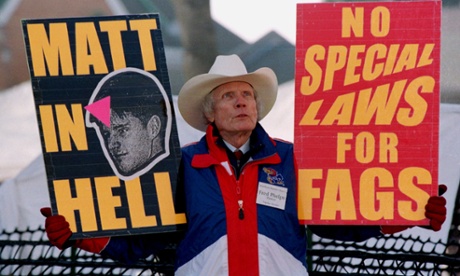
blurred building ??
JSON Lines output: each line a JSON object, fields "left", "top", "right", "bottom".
{"left": 1, "top": 0, "right": 458, "bottom": 99}
{"left": 0, "top": 0, "right": 294, "bottom": 93}
{"left": 0, "top": 0, "right": 115, "bottom": 91}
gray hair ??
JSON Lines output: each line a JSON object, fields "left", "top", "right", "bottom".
{"left": 201, "top": 88, "right": 263, "bottom": 126}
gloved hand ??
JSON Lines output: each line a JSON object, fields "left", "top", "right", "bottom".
{"left": 40, "top": 207, "right": 109, "bottom": 253}
{"left": 381, "top": 184, "right": 447, "bottom": 235}
{"left": 424, "top": 184, "right": 447, "bottom": 231}
{"left": 40, "top": 207, "right": 73, "bottom": 250}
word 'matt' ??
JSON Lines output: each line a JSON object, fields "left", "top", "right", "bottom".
{"left": 26, "top": 18, "right": 159, "bottom": 76}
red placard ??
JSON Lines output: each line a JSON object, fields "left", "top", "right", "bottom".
{"left": 295, "top": 1, "right": 440, "bottom": 225}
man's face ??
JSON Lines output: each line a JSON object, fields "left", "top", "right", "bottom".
{"left": 100, "top": 111, "right": 152, "bottom": 175}
{"left": 208, "top": 81, "right": 258, "bottom": 138}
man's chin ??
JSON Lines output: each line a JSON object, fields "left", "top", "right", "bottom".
{"left": 115, "top": 164, "right": 137, "bottom": 177}
{"left": 117, "top": 162, "right": 149, "bottom": 178}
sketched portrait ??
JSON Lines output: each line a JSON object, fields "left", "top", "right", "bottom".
{"left": 85, "top": 68, "right": 172, "bottom": 181}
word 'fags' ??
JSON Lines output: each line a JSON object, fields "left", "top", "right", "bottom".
{"left": 298, "top": 167, "right": 431, "bottom": 221}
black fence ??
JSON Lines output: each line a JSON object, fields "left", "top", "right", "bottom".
{"left": 1, "top": 227, "right": 459, "bottom": 275}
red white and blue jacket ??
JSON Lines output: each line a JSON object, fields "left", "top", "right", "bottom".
{"left": 174, "top": 123, "right": 307, "bottom": 275}
{"left": 101, "top": 123, "right": 381, "bottom": 275}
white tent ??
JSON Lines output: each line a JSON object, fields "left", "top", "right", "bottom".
{"left": 0, "top": 80, "right": 459, "bottom": 245}
{"left": 0, "top": 82, "right": 41, "bottom": 182}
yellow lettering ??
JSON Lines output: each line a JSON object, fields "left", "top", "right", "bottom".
{"left": 355, "top": 132, "right": 375, "bottom": 164}
{"left": 130, "top": 19, "right": 158, "bottom": 71}
{"left": 300, "top": 45, "right": 325, "bottom": 95}
{"left": 75, "top": 22, "right": 108, "bottom": 75}
{"left": 379, "top": 133, "right": 398, "bottom": 163}
{"left": 353, "top": 80, "right": 406, "bottom": 125}
{"left": 298, "top": 100, "right": 323, "bottom": 125}
{"left": 336, "top": 132, "right": 399, "bottom": 163}
{"left": 99, "top": 20, "right": 128, "bottom": 70}
{"left": 383, "top": 44, "right": 399, "bottom": 76}
{"left": 397, "top": 76, "right": 433, "bottom": 126}
{"left": 95, "top": 176, "right": 127, "bottom": 230}
{"left": 154, "top": 172, "right": 187, "bottom": 225}
{"left": 324, "top": 46, "right": 347, "bottom": 91}
{"left": 344, "top": 45, "right": 365, "bottom": 86}
{"left": 417, "top": 44, "right": 434, "bottom": 67}
{"left": 342, "top": 7, "right": 364, "bottom": 38}
{"left": 39, "top": 105, "right": 59, "bottom": 152}
{"left": 125, "top": 177, "right": 158, "bottom": 227}
{"left": 321, "top": 92, "right": 355, "bottom": 125}
{"left": 55, "top": 104, "right": 88, "bottom": 151}
{"left": 321, "top": 169, "right": 356, "bottom": 220}
{"left": 336, "top": 132, "right": 353, "bottom": 163}
{"left": 298, "top": 169, "right": 322, "bottom": 221}
{"left": 27, "top": 23, "right": 74, "bottom": 76}
{"left": 398, "top": 167, "right": 431, "bottom": 220}
{"left": 360, "top": 168, "right": 394, "bottom": 220}
{"left": 54, "top": 178, "right": 97, "bottom": 232}
{"left": 370, "top": 6, "right": 390, "bottom": 37}
{"left": 393, "top": 44, "right": 418, "bottom": 74}
{"left": 362, "top": 44, "right": 386, "bottom": 81}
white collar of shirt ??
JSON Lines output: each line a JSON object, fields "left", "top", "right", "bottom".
{"left": 223, "top": 139, "right": 250, "bottom": 154}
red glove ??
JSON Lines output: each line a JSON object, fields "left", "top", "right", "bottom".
{"left": 424, "top": 184, "right": 447, "bottom": 231}
{"left": 381, "top": 184, "right": 447, "bottom": 234}
{"left": 41, "top": 207, "right": 73, "bottom": 250}
{"left": 380, "top": 225, "right": 411, "bottom": 235}
{"left": 40, "top": 207, "right": 109, "bottom": 253}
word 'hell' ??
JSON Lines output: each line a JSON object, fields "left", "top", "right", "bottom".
{"left": 54, "top": 172, "right": 186, "bottom": 232}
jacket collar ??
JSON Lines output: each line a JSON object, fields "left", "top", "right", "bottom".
{"left": 191, "top": 123, "right": 280, "bottom": 168}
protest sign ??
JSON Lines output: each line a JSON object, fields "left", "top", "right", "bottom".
{"left": 22, "top": 14, "right": 185, "bottom": 238}
{"left": 295, "top": 1, "right": 440, "bottom": 225}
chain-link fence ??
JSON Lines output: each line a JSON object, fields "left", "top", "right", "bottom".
{"left": 308, "top": 229, "right": 460, "bottom": 275}
{"left": 1, "top": 227, "right": 459, "bottom": 275}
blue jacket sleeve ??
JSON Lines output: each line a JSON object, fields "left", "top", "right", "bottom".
{"left": 308, "top": 225, "right": 382, "bottom": 242}
{"left": 100, "top": 232, "right": 182, "bottom": 265}
{"left": 100, "top": 161, "right": 187, "bottom": 265}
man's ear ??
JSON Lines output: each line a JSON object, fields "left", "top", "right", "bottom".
{"left": 204, "top": 111, "right": 214, "bottom": 124}
{"left": 147, "top": 115, "right": 161, "bottom": 138}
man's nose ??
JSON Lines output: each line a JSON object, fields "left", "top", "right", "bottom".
{"left": 108, "top": 136, "right": 120, "bottom": 150}
{"left": 235, "top": 94, "right": 247, "bottom": 108}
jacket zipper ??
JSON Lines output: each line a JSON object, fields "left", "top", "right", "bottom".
{"left": 236, "top": 180, "right": 244, "bottom": 220}
{"left": 232, "top": 153, "right": 277, "bottom": 221}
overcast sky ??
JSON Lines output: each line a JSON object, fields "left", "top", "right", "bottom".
{"left": 210, "top": 0, "right": 322, "bottom": 44}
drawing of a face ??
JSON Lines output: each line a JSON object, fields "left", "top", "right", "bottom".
{"left": 100, "top": 111, "right": 161, "bottom": 176}
{"left": 85, "top": 68, "right": 172, "bottom": 181}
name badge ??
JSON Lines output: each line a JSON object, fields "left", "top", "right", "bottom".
{"left": 256, "top": 182, "right": 288, "bottom": 210}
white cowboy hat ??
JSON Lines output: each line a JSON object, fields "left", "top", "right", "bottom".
{"left": 178, "top": 54, "right": 278, "bottom": 132}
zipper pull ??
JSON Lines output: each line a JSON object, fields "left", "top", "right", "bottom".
{"left": 238, "top": 200, "right": 244, "bottom": 220}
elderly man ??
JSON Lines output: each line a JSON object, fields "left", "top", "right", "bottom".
{"left": 41, "top": 55, "right": 447, "bottom": 275}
